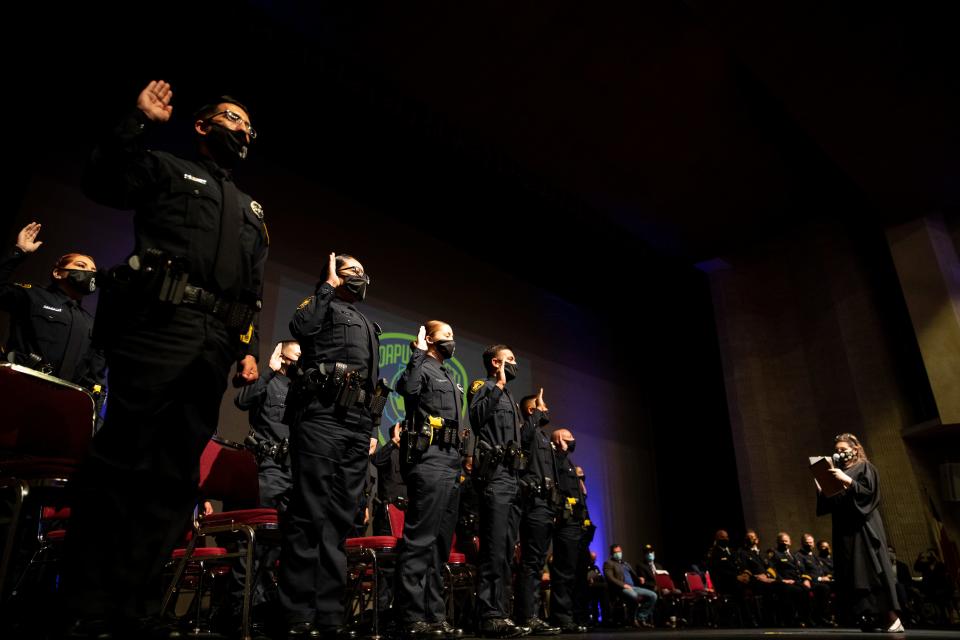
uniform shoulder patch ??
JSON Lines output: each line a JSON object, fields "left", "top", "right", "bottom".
{"left": 250, "top": 200, "right": 264, "bottom": 219}
{"left": 470, "top": 379, "right": 485, "bottom": 395}
{"left": 14, "top": 282, "right": 31, "bottom": 289}
{"left": 297, "top": 296, "right": 314, "bottom": 310}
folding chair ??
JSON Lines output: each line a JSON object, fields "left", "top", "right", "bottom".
{"left": 0, "top": 363, "right": 95, "bottom": 602}
{"left": 684, "top": 571, "right": 719, "bottom": 627}
{"left": 160, "top": 435, "right": 278, "bottom": 640}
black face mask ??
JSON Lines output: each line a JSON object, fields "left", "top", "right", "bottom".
{"left": 63, "top": 269, "right": 96, "bottom": 295}
{"left": 433, "top": 339, "right": 456, "bottom": 359}
{"left": 566, "top": 439, "right": 576, "bottom": 453}
{"left": 802, "top": 543, "right": 814, "bottom": 553}
{"left": 205, "top": 122, "right": 249, "bottom": 168}
{"left": 341, "top": 276, "right": 368, "bottom": 302}
{"left": 819, "top": 548, "right": 830, "bottom": 558}
{"left": 504, "top": 361, "right": 518, "bottom": 382}
{"left": 777, "top": 543, "right": 789, "bottom": 552}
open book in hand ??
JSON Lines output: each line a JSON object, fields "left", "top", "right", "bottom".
{"left": 809, "top": 456, "right": 845, "bottom": 497}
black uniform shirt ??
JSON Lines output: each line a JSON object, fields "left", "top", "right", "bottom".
{"left": 520, "top": 409, "right": 558, "bottom": 489}
{"left": 738, "top": 546, "right": 769, "bottom": 577}
{"left": 769, "top": 548, "right": 802, "bottom": 581}
{"left": 291, "top": 282, "right": 376, "bottom": 388}
{"left": 707, "top": 543, "right": 741, "bottom": 586}
{"left": 556, "top": 450, "right": 583, "bottom": 500}
{"left": 468, "top": 377, "right": 522, "bottom": 447}
{"left": 372, "top": 441, "right": 407, "bottom": 501}
{"left": 0, "top": 248, "right": 105, "bottom": 388}
{"left": 397, "top": 348, "right": 463, "bottom": 467}
{"left": 234, "top": 369, "right": 292, "bottom": 445}
{"left": 793, "top": 547, "right": 824, "bottom": 580}
{"left": 398, "top": 348, "right": 462, "bottom": 424}
{"left": 82, "top": 110, "right": 268, "bottom": 360}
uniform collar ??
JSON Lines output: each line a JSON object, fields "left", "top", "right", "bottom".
{"left": 45, "top": 283, "right": 80, "bottom": 306}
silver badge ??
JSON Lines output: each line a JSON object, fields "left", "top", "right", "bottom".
{"left": 250, "top": 200, "right": 264, "bottom": 219}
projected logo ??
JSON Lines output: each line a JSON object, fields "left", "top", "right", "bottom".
{"left": 377, "top": 332, "right": 469, "bottom": 440}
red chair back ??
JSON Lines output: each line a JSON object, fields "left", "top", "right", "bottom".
{"left": 685, "top": 571, "right": 706, "bottom": 592}
{"left": 0, "top": 363, "right": 95, "bottom": 458}
{"left": 198, "top": 436, "right": 259, "bottom": 508}
{"left": 654, "top": 571, "right": 676, "bottom": 591}
{"left": 387, "top": 503, "right": 405, "bottom": 537}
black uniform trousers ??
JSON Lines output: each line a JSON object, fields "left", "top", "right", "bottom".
{"left": 514, "top": 498, "right": 554, "bottom": 622}
{"left": 476, "top": 471, "right": 520, "bottom": 620}
{"left": 549, "top": 518, "right": 582, "bottom": 625}
{"left": 61, "top": 306, "right": 234, "bottom": 621}
{"left": 393, "top": 449, "right": 461, "bottom": 623}
{"left": 572, "top": 524, "right": 596, "bottom": 623}
{"left": 279, "top": 400, "right": 370, "bottom": 627}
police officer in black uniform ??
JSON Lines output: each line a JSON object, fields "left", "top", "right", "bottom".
{"left": 793, "top": 533, "right": 832, "bottom": 626}
{"left": 0, "top": 221, "right": 104, "bottom": 389}
{"left": 59, "top": 80, "right": 267, "bottom": 638}
{"left": 230, "top": 339, "right": 301, "bottom": 630}
{"left": 393, "top": 321, "right": 466, "bottom": 639}
{"left": 468, "top": 344, "right": 525, "bottom": 638}
{"left": 768, "top": 532, "right": 811, "bottom": 626}
{"left": 514, "top": 391, "right": 560, "bottom": 635}
{"left": 281, "top": 252, "right": 385, "bottom": 639}
{"left": 371, "top": 421, "right": 407, "bottom": 536}
{"left": 549, "top": 428, "right": 589, "bottom": 634}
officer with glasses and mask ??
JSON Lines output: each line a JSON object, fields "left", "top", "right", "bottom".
{"left": 58, "top": 79, "right": 267, "bottom": 639}
{"left": 281, "top": 252, "right": 385, "bottom": 639}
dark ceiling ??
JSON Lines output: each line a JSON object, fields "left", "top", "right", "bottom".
{"left": 9, "top": 1, "right": 960, "bottom": 278}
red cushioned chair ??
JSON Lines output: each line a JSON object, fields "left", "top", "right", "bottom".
{"left": 160, "top": 435, "right": 278, "bottom": 640}
{"left": 684, "top": 571, "right": 719, "bottom": 627}
{"left": 345, "top": 501, "right": 403, "bottom": 640}
{"left": 444, "top": 532, "right": 477, "bottom": 625}
{"left": 0, "top": 363, "right": 96, "bottom": 602}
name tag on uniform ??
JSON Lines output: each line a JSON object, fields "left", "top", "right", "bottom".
{"left": 42, "top": 305, "right": 62, "bottom": 313}
{"left": 183, "top": 173, "right": 208, "bottom": 185}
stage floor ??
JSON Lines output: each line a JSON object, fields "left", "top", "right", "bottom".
{"left": 561, "top": 628, "right": 957, "bottom": 639}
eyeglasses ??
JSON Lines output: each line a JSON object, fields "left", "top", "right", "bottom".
{"left": 208, "top": 109, "right": 257, "bottom": 140}
{"left": 338, "top": 265, "right": 370, "bottom": 283}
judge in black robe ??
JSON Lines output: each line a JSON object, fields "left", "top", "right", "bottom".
{"left": 816, "top": 433, "right": 902, "bottom": 632}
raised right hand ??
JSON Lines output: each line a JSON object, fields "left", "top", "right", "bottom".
{"left": 137, "top": 80, "right": 173, "bottom": 122}
{"left": 325, "top": 252, "right": 342, "bottom": 288}
{"left": 16, "top": 222, "right": 43, "bottom": 253}
{"left": 268, "top": 342, "right": 283, "bottom": 372}
{"left": 496, "top": 359, "right": 507, "bottom": 388}
{"left": 416, "top": 325, "right": 428, "bottom": 351}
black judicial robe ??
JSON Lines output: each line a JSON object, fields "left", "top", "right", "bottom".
{"left": 816, "top": 460, "right": 899, "bottom": 610}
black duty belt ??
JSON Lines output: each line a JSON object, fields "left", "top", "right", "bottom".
{"left": 181, "top": 285, "right": 261, "bottom": 333}
{"left": 299, "top": 364, "right": 390, "bottom": 415}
